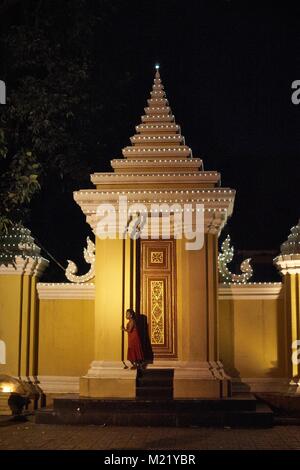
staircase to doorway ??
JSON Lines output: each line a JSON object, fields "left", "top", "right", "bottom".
{"left": 136, "top": 368, "right": 173, "bottom": 399}
{"left": 35, "top": 368, "right": 274, "bottom": 427}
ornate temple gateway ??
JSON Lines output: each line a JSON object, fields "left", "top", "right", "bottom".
{"left": 0, "top": 69, "right": 299, "bottom": 414}
{"left": 73, "top": 68, "right": 235, "bottom": 398}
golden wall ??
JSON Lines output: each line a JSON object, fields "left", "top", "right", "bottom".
{"left": 35, "top": 283, "right": 289, "bottom": 388}
{"left": 38, "top": 297, "right": 94, "bottom": 377}
{"left": 176, "top": 235, "right": 218, "bottom": 362}
{"left": 0, "top": 272, "right": 289, "bottom": 393}
{"left": 0, "top": 275, "right": 23, "bottom": 376}
{"left": 219, "top": 284, "right": 287, "bottom": 380}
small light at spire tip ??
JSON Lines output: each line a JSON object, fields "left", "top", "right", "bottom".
{"left": 155, "top": 64, "right": 160, "bottom": 70}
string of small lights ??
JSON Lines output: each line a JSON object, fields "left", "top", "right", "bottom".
{"left": 218, "top": 235, "right": 253, "bottom": 285}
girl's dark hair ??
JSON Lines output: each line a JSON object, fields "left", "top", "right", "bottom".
{"left": 126, "top": 308, "right": 136, "bottom": 319}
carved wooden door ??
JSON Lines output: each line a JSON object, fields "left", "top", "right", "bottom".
{"left": 140, "top": 240, "right": 177, "bottom": 359}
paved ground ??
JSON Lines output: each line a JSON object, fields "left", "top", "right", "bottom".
{"left": 1, "top": 418, "right": 300, "bottom": 449}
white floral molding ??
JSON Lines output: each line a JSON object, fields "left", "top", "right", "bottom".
{"left": 65, "top": 237, "right": 95, "bottom": 283}
{"left": 218, "top": 235, "right": 253, "bottom": 284}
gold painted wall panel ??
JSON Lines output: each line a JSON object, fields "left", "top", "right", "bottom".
{"left": 38, "top": 299, "right": 94, "bottom": 376}
{"left": 219, "top": 298, "right": 286, "bottom": 378}
{"left": 0, "top": 275, "right": 23, "bottom": 376}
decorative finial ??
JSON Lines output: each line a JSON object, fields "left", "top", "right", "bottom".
{"left": 154, "top": 64, "right": 160, "bottom": 79}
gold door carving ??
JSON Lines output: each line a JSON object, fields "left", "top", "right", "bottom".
{"left": 140, "top": 240, "right": 177, "bottom": 358}
{"left": 150, "top": 280, "right": 165, "bottom": 345}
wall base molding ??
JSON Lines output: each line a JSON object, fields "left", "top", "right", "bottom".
{"left": 37, "top": 376, "right": 79, "bottom": 394}
{"left": 35, "top": 375, "right": 293, "bottom": 395}
{"left": 232, "top": 377, "right": 291, "bottom": 393}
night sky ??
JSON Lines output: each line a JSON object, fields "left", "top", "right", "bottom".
{"left": 2, "top": 0, "right": 300, "bottom": 281}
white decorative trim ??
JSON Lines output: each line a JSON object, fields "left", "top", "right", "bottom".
{"left": 218, "top": 283, "right": 283, "bottom": 300}
{"left": 26, "top": 257, "right": 49, "bottom": 277}
{"left": 110, "top": 158, "right": 203, "bottom": 170}
{"left": 37, "top": 281, "right": 283, "bottom": 301}
{"left": 218, "top": 236, "right": 253, "bottom": 284}
{"left": 37, "top": 283, "right": 95, "bottom": 300}
{"left": 65, "top": 237, "right": 95, "bottom": 283}
{"left": 74, "top": 189, "right": 235, "bottom": 237}
{"left": 91, "top": 173, "right": 220, "bottom": 185}
{"left": 0, "top": 257, "right": 30, "bottom": 275}
{"left": 85, "top": 211, "right": 231, "bottom": 237}
{"left": 37, "top": 376, "right": 79, "bottom": 394}
{"left": 86, "top": 361, "right": 137, "bottom": 379}
{"left": 34, "top": 258, "right": 49, "bottom": 278}
{"left": 274, "top": 254, "right": 300, "bottom": 275}
{"left": 0, "top": 256, "right": 48, "bottom": 277}
{"left": 35, "top": 376, "right": 292, "bottom": 394}
{"left": 144, "top": 360, "right": 229, "bottom": 380}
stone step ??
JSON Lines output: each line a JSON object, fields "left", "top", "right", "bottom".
{"left": 136, "top": 386, "right": 173, "bottom": 399}
{"left": 136, "top": 368, "right": 173, "bottom": 398}
{"left": 137, "top": 377, "right": 173, "bottom": 387}
{"left": 51, "top": 395, "right": 258, "bottom": 411}
{"left": 139, "top": 368, "right": 174, "bottom": 377}
{"left": 35, "top": 401, "right": 273, "bottom": 427}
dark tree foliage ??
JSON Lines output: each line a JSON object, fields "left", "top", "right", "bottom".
{"left": 0, "top": 128, "right": 40, "bottom": 232}
{"left": 0, "top": 0, "right": 131, "bottom": 279}
{"left": 1, "top": 0, "right": 96, "bottom": 192}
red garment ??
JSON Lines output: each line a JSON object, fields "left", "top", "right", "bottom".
{"left": 127, "top": 322, "right": 144, "bottom": 362}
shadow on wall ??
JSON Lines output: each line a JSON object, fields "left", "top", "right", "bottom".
{"left": 219, "top": 297, "right": 240, "bottom": 379}
{"left": 265, "top": 298, "right": 290, "bottom": 379}
{"left": 136, "top": 313, "right": 154, "bottom": 363}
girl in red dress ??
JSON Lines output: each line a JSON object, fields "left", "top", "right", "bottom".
{"left": 122, "top": 309, "right": 144, "bottom": 369}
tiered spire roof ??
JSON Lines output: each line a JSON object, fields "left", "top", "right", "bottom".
{"left": 274, "top": 219, "right": 300, "bottom": 275}
{"left": 74, "top": 67, "right": 235, "bottom": 234}
{"left": 280, "top": 220, "right": 300, "bottom": 255}
{"left": 92, "top": 67, "right": 214, "bottom": 183}
{"left": 123, "top": 68, "right": 191, "bottom": 159}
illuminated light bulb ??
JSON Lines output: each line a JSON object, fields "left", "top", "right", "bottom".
{"left": 2, "top": 385, "right": 14, "bottom": 393}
